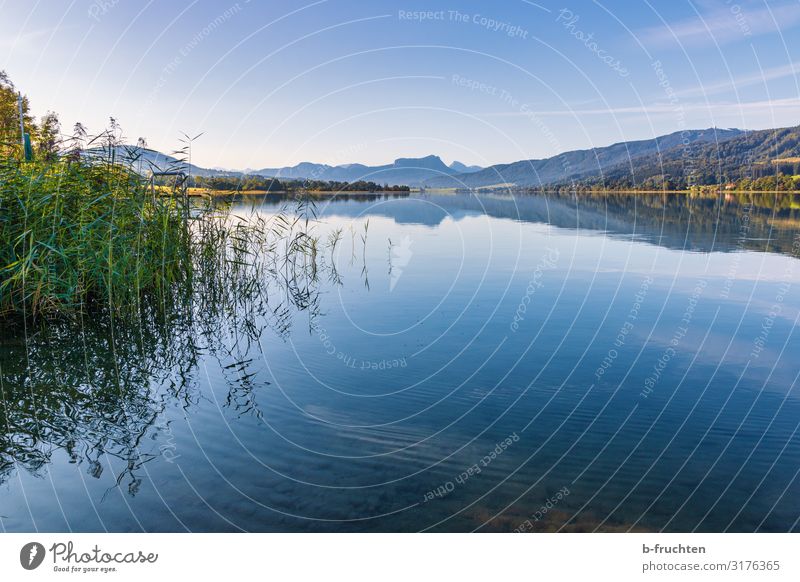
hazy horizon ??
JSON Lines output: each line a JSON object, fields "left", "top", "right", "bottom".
{"left": 3, "top": 0, "right": 800, "bottom": 169}
{"left": 124, "top": 124, "right": 766, "bottom": 173}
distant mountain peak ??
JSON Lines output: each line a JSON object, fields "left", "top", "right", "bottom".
{"left": 449, "top": 160, "right": 483, "bottom": 173}
{"left": 392, "top": 155, "right": 448, "bottom": 169}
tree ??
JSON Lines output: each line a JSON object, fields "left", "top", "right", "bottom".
{"left": 37, "top": 111, "right": 61, "bottom": 160}
{"left": 0, "top": 70, "right": 36, "bottom": 157}
{"left": 1, "top": 70, "right": 63, "bottom": 160}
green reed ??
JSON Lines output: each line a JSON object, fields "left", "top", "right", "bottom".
{"left": 0, "top": 156, "right": 182, "bottom": 317}
{"left": 0, "top": 153, "right": 331, "bottom": 322}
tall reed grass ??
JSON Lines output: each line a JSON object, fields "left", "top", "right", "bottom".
{"left": 0, "top": 144, "right": 331, "bottom": 321}
{"left": 0, "top": 155, "right": 193, "bottom": 318}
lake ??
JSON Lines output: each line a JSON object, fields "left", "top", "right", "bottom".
{"left": 2, "top": 190, "right": 800, "bottom": 532}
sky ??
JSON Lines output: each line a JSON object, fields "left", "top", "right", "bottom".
{"left": 2, "top": 0, "right": 799, "bottom": 169}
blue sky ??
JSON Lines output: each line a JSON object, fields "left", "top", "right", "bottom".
{"left": 2, "top": 0, "right": 799, "bottom": 169}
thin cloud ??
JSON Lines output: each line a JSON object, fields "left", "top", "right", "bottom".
{"left": 483, "top": 97, "right": 800, "bottom": 117}
{"left": 676, "top": 61, "right": 800, "bottom": 98}
{"left": 0, "top": 28, "right": 54, "bottom": 51}
{"left": 641, "top": 1, "right": 800, "bottom": 47}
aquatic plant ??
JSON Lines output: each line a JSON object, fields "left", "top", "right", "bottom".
{"left": 0, "top": 129, "right": 341, "bottom": 323}
{"left": 0, "top": 153, "right": 185, "bottom": 317}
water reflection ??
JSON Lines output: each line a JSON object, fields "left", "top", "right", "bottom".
{"left": 2, "top": 190, "right": 799, "bottom": 532}
{"left": 1, "top": 316, "right": 192, "bottom": 495}
{"left": 315, "top": 189, "right": 800, "bottom": 255}
{"left": 0, "top": 196, "right": 338, "bottom": 495}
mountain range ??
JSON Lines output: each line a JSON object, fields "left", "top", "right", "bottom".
{"left": 423, "top": 128, "right": 747, "bottom": 189}
{"left": 96, "top": 122, "right": 800, "bottom": 189}
{"left": 254, "top": 154, "right": 482, "bottom": 185}
{"left": 574, "top": 124, "right": 800, "bottom": 188}
{"left": 89, "top": 147, "right": 482, "bottom": 185}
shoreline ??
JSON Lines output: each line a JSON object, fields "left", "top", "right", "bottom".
{"left": 181, "top": 187, "right": 800, "bottom": 198}
{"left": 420, "top": 188, "right": 800, "bottom": 195}
{"left": 183, "top": 188, "right": 411, "bottom": 197}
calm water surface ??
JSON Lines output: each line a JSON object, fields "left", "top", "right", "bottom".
{"left": 2, "top": 191, "right": 800, "bottom": 532}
